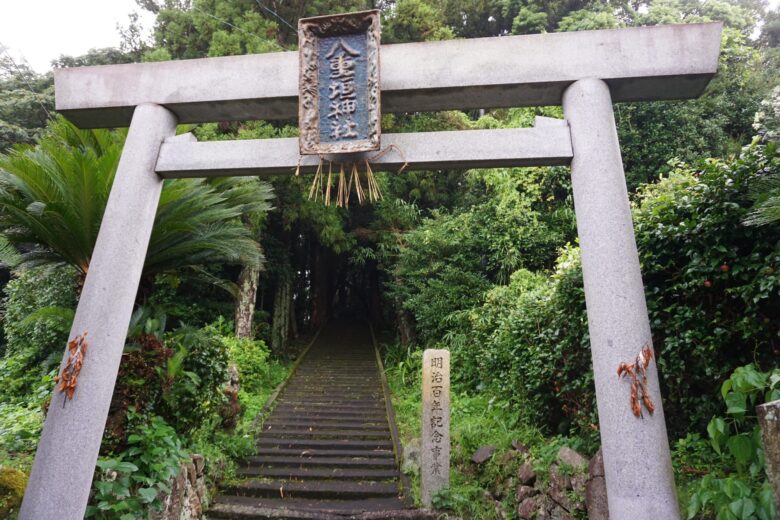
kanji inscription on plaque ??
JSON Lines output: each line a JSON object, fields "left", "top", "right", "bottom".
{"left": 422, "top": 349, "right": 450, "bottom": 507}
{"left": 298, "top": 10, "right": 381, "bottom": 155}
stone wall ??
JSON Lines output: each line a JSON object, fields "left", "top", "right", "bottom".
{"left": 149, "top": 454, "right": 207, "bottom": 520}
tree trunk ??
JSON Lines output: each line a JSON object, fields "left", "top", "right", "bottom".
{"left": 235, "top": 265, "right": 260, "bottom": 339}
{"left": 397, "top": 308, "right": 416, "bottom": 346}
{"left": 311, "top": 242, "right": 330, "bottom": 329}
{"left": 271, "top": 274, "right": 291, "bottom": 353}
{"left": 289, "top": 293, "right": 299, "bottom": 340}
{"left": 368, "top": 262, "right": 382, "bottom": 325}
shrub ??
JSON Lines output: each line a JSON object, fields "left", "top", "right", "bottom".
{"left": 635, "top": 149, "right": 780, "bottom": 436}
{"left": 159, "top": 325, "right": 230, "bottom": 433}
{"left": 686, "top": 365, "right": 778, "bottom": 520}
{"left": 222, "top": 335, "right": 273, "bottom": 393}
{"left": 460, "top": 250, "right": 593, "bottom": 438}
{"left": 87, "top": 411, "right": 189, "bottom": 519}
{"left": 0, "top": 401, "right": 43, "bottom": 465}
{"left": 1, "top": 265, "right": 77, "bottom": 366}
{"left": 387, "top": 168, "right": 571, "bottom": 346}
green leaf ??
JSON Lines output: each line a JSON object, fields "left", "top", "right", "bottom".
{"left": 138, "top": 487, "right": 159, "bottom": 503}
{"left": 114, "top": 461, "right": 139, "bottom": 473}
{"left": 728, "top": 497, "right": 756, "bottom": 519}
{"left": 687, "top": 492, "right": 702, "bottom": 519}
{"left": 722, "top": 379, "right": 733, "bottom": 399}
{"left": 94, "top": 481, "right": 114, "bottom": 495}
{"left": 727, "top": 434, "right": 754, "bottom": 466}
{"left": 725, "top": 392, "right": 747, "bottom": 415}
{"left": 96, "top": 458, "right": 118, "bottom": 470}
{"left": 708, "top": 417, "right": 728, "bottom": 453}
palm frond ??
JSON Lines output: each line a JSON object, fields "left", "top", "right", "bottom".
{"left": 0, "top": 234, "right": 22, "bottom": 268}
{"left": 0, "top": 116, "right": 275, "bottom": 279}
{"left": 744, "top": 173, "right": 780, "bottom": 227}
{"left": 19, "top": 305, "right": 75, "bottom": 330}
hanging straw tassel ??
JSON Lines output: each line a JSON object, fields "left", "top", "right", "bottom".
{"left": 325, "top": 161, "right": 333, "bottom": 206}
{"left": 350, "top": 162, "right": 365, "bottom": 205}
{"left": 364, "top": 160, "right": 383, "bottom": 203}
{"left": 294, "top": 155, "right": 304, "bottom": 177}
{"left": 337, "top": 163, "right": 348, "bottom": 208}
{"left": 308, "top": 158, "right": 323, "bottom": 201}
{"left": 318, "top": 159, "right": 324, "bottom": 200}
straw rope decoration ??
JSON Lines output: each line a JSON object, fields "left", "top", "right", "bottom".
{"left": 295, "top": 145, "right": 408, "bottom": 208}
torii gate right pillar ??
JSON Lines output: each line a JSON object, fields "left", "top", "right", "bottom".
{"left": 564, "top": 78, "right": 680, "bottom": 518}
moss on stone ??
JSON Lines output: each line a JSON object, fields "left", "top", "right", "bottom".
{"left": 0, "top": 466, "right": 28, "bottom": 518}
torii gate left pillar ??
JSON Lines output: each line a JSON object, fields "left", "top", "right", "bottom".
{"left": 18, "top": 104, "right": 177, "bottom": 519}
{"left": 20, "top": 23, "right": 722, "bottom": 520}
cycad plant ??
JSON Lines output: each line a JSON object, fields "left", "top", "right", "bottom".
{"left": 744, "top": 86, "right": 780, "bottom": 227}
{"left": 0, "top": 116, "right": 273, "bottom": 280}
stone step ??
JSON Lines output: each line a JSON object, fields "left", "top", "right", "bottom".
{"left": 246, "top": 456, "right": 397, "bottom": 469}
{"left": 208, "top": 496, "right": 406, "bottom": 519}
{"left": 212, "top": 324, "right": 410, "bottom": 517}
{"left": 264, "top": 420, "right": 388, "bottom": 431}
{"left": 272, "top": 405, "right": 387, "bottom": 415}
{"left": 274, "top": 400, "right": 385, "bottom": 408}
{"left": 269, "top": 412, "right": 388, "bottom": 422}
{"left": 237, "top": 467, "right": 400, "bottom": 480}
{"left": 258, "top": 429, "right": 391, "bottom": 440}
{"left": 279, "top": 392, "right": 383, "bottom": 400}
{"left": 255, "top": 448, "right": 395, "bottom": 459}
{"left": 223, "top": 479, "right": 400, "bottom": 499}
{"left": 289, "top": 377, "right": 380, "bottom": 383}
{"left": 257, "top": 438, "right": 394, "bottom": 451}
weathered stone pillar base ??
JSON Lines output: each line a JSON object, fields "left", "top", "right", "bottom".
{"left": 757, "top": 399, "right": 780, "bottom": 506}
{"left": 19, "top": 104, "right": 177, "bottom": 520}
{"left": 563, "top": 78, "right": 680, "bottom": 520}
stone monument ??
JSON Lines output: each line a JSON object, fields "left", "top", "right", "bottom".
{"left": 421, "top": 349, "right": 450, "bottom": 507}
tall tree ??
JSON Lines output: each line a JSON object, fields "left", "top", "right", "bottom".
{"left": 0, "top": 52, "right": 53, "bottom": 152}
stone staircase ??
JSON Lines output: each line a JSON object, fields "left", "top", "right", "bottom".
{"left": 208, "top": 324, "right": 410, "bottom": 519}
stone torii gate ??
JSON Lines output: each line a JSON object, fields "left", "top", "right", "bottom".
{"left": 19, "top": 22, "right": 722, "bottom": 520}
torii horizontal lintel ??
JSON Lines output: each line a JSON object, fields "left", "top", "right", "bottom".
{"left": 55, "top": 23, "right": 722, "bottom": 129}
{"left": 155, "top": 121, "right": 573, "bottom": 178}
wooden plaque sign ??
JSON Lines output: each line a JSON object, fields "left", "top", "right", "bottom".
{"left": 298, "top": 10, "right": 381, "bottom": 155}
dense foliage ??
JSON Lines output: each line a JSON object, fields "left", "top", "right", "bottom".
{"left": 387, "top": 121, "right": 780, "bottom": 440}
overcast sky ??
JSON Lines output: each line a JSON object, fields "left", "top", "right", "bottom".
{"left": 1, "top": 0, "right": 779, "bottom": 73}
{"left": 0, "top": 0, "right": 154, "bottom": 72}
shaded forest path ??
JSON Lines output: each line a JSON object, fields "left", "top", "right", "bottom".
{"left": 209, "top": 322, "right": 412, "bottom": 519}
